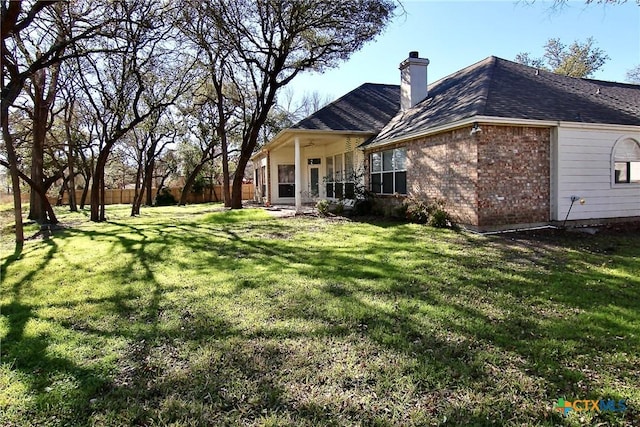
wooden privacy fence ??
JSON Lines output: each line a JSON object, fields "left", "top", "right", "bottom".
{"left": 0, "top": 184, "right": 255, "bottom": 206}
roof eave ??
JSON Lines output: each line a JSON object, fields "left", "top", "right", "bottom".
{"left": 251, "top": 128, "right": 377, "bottom": 160}
{"left": 364, "top": 116, "right": 557, "bottom": 150}
{"left": 364, "top": 115, "right": 640, "bottom": 151}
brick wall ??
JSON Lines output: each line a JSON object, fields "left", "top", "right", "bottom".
{"left": 476, "top": 126, "right": 550, "bottom": 227}
{"left": 366, "top": 124, "right": 551, "bottom": 229}
{"left": 406, "top": 127, "right": 479, "bottom": 225}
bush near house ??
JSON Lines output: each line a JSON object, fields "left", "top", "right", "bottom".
{"left": 402, "top": 195, "right": 456, "bottom": 228}
{"left": 315, "top": 199, "right": 330, "bottom": 215}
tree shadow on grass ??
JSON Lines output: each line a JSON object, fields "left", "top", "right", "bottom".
{"left": 1, "top": 236, "right": 112, "bottom": 424}
{"left": 200, "top": 221, "right": 640, "bottom": 425}
{"left": 2, "top": 214, "right": 638, "bottom": 425}
{"left": 1, "top": 223, "right": 170, "bottom": 426}
{"left": 154, "top": 218, "right": 635, "bottom": 424}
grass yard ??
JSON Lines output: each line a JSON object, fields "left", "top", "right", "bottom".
{"left": 1, "top": 203, "right": 639, "bottom": 426}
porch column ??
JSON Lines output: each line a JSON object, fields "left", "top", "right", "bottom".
{"left": 265, "top": 151, "right": 270, "bottom": 205}
{"left": 294, "top": 136, "right": 302, "bottom": 212}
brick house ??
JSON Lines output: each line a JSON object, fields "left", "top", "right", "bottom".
{"left": 251, "top": 52, "right": 640, "bottom": 231}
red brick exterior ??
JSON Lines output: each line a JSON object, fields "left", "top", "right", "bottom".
{"left": 406, "top": 128, "right": 478, "bottom": 225}
{"left": 476, "top": 125, "right": 550, "bottom": 227}
{"left": 370, "top": 124, "right": 551, "bottom": 229}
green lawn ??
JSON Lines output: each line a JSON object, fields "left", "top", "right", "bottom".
{"left": 1, "top": 203, "right": 639, "bottom": 426}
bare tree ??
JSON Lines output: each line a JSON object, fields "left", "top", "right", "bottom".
{"left": 520, "top": 0, "right": 638, "bottom": 8}
{"left": 626, "top": 65, "right": 640, "bottom": 84}
{"left": 59, "top": 82, "right": 79, "bottom": 211}
{"left": 262, "top": 88, "right": 332, "bottom": 143}
{"left": 174, "top": 7, "right": 245, "bottom": 207}
{"left": 174, "top": 91, "right": 234, "bottom": 206}
{"left": 175, "top": 0, "right": 396, "bottom": 209}
{"left": 153, "top": 150, "right": 179, "bottom": 196}
{"left": 1, "top": 0, "right": 121, "bottom": 243}
{"left": 513, "top": 52, "right": 546, "bottom": 70}
{"left": 130, "top": 108, "right": 177, "bottom": 216}
{"left": 15, "top": 2, "right": 67, "bottom": 224}
{"left": 73, "top": 0, "right": 193, "bottom": 222}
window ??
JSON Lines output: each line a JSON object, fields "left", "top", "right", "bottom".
{"left": 335, "top": 153, "right": 343, "bottom": 182}
{"left": 345, "top": 151, "right": 354, "bottom": 179}
{"left": 325, "top": 152, "right": 357, "bottom": 199}
{"left": 256, "top": 166, "right": 267, "bottom": 198}
{"left": 370, "top": 147, "right": 406, "bottom": 195}
{"left": 278, "top": 164, "right": 295, "bottom": 197}
{"left": 613, "top": 138, "right": 640, "bottom": 184}
{"left": 325, "top": 156, "right": 334, "bottom": 197}
{"left": 344, "top": 151, "right": 356, "bottom": 198}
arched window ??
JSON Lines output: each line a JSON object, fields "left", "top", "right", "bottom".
{"left": 613, "top": 138, "right": 640, "bottom": 184}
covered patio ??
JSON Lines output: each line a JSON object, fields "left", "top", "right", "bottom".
{"left": 250, "top": 83, "right": 401, "bottom": 212}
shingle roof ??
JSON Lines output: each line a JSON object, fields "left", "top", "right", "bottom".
{"left": 367, "top": 56, "right": 640, "bottom": 148}
{"left": 291, "top": 83, "right": 400, "bottom": 132}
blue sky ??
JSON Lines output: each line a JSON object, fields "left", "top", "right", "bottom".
{"left": 287, "top": 0, "right": 639, "bottom": 104}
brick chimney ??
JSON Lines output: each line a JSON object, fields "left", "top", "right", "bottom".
{"left": 399, "top": 51, "right": 429, "bottom": 111}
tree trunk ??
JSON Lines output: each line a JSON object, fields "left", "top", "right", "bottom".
{"left": 65, "top": 105, "right": 78, "bottom": 212}
{"left": 230, "top": 153, "right": 249, "bottom": 209}
{"left": 28, "top": 96, "right": 49, "bottom": 222}
{"left": 78, "top": 152, "right": 92, "bottom": 209}
{"left": 221, "top": 135, "right": 231, "bottom": 207}
{"left": 57, "top": 176, "right": 68, "bottom": 206}
{"left": 90, "top": 148, "right": 110, "bottom": 222}
{"left": 179, "top": 161, "right": 208, "bottom": 206}
{"left": 144, "top": 157, "right": 154, "bottom": 206}
{"left": 28, "top": 65, "right": 61, "bottom": 224}
{"left": 131, "top": 158, "right": 144, "bottom": 216}
{"left": 0, "top": 158, "right": 59, "bottom": 226}
{"left": 156, "top": 169, "right": 171, "bottom": 200}
{"left": 99, "top": 177, "right": 106, "bottom": 221}
{"left": 80, "top": 182, "right": 89, "bottom": 209}
{"left": 67, "top": 168, "right": 77, "bottom": 212}
{"left": 1, "top": 78, "right": 24, "bottom": 245}
{"left": 1, "top": 123, "right": 25, "bottom": 247}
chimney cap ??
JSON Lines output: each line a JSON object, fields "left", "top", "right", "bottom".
{"left": 409, "top": 51, "right": 419, "bottom": 58}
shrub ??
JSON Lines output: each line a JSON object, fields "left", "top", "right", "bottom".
{"left": 352, "top": 198, "right": 373, "bottom": 216}
{"left": 155, "top": 188, "right": 177, "bottom": 206}
{"left": 429, "top": 208, "right": 451, "bottom": 228}
{"left": 402, "top": 196, "right": 457, "bottom": 228}
{"left": 392, "top": 203, "right": 408, "bottom": 219}
{"left": 316, "top": 199, "right": 330, "bottom": 216}
{"left": 403, "top": 196, "right": 431, "bottom": 224}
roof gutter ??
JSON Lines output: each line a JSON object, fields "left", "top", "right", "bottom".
{"left": 364, "top": 116, "right": 556, "bottom": 150}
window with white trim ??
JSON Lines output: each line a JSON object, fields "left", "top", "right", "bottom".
{"left": 325, "top": 152, "right": 356, "bottom": 199}
{"left": 278, "top": 164, "right": 295, "bottom": 197}
{"left": 370, "top": 147, "right": 406, "bottom": 195}
{"left": 613, "top": 138, "right": 640, "bottom": 184}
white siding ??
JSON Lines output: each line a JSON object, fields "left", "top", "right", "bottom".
{"left": 253, "top": 155, "right": 268, "bottom": 202}
{"left": 555, "top": 126, "right": 640, "bottom": 221}
{"left": 269, "top": 147, "right": 296, "bottom": 204}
